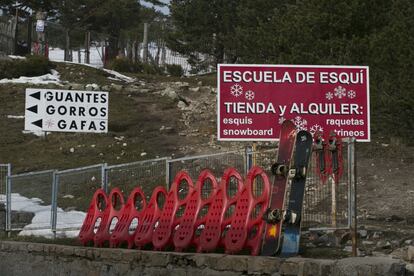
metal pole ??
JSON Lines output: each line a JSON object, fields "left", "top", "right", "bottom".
{"left": 167, "top": 159, "right": 173, "bottom": 190}
{"left": 245, "top": 146, "right": 253, "bottom": 174}
{"left": 51, "top": 172, "right": 58, "bottom": 238}
{"left": 331, "top": 176, "right": 337, "bottom": 228}
{"left": 101, "top": 163, "right": 108, "bottom": 193}
{"left": 165, "top": 158, "right": 171, "bottom": 190}
{"left": 349, "top": 138, "right": 358, "bottom": 256}
{"left": 6, "top": 164, "right": 11, "bottom": 237}
{"left": 347, "top": 140, "right": 352, "bottom": 229}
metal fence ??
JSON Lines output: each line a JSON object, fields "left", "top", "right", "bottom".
{"left": 105, "top": 158, "right": 168, "bottom": 200}
{"left": 6, "top": 170, "right": 54, "bottom": 231}
{"left": 53, "top": 164, "right": 105, "bottom": 232}
{"left": 4, "top": 142, "right": 356, "bottom": 236}
{"left": 0, "top": 164, "right": 10, "bottom": 203}
{"left": 0, "top": 16, "right": 16, "bottom": 56}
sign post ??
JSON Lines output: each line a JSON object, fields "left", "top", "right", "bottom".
{"left": 217, "top": 64, "right": 370, "bottom": 142}
{"left": 24, "top": 88, "right": 109, "bottom": 134}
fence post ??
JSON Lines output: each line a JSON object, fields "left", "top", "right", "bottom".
{"left": 102, "top": 163, "right": 108, "bottom": 193}
{"left": 51, "top": 171, "right": 58, "bottom": 239}
{"left": 6, "top": 164, "right": 11, "bottom": 237}
{"left": 166, "top": 158, "right": 173, "bottom": 190}
{"left": 347, "top": 139, "right": 352, "bottom": 229}
{"left": 245, "top": 146, "right": 253, "bottom": 174}
{"left": 348, "top": 138, "right": 358, "bottom": 256}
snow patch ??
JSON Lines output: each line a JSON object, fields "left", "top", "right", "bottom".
{"left": 103, "top": 68, "right": 135, "bottom": 83}
{"left": 0, "top": 69, "right": 61, "bottom": 85}
{"left": 7, "top": 115, "right": 25, "bottom": 119}
{"left": 3, "top": 193, "right": 85, "bottom": 238}
{"left": 22, "top": 130, "right": 46, "bottom": 137}
{"left": 8, "top": 55, "right": 26, "bottom": 60}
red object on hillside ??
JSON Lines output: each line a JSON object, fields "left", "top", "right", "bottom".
{"left": 134, "top": 186, "right": 167, "bottom": 249}
{"left": 94, "top": 188, "right": 125, "bottom": 247}
{"left": 194, "top": 167, "right": 244, "bottom": 253}
{"left": 109, "top": 187, "right": 146, "bottom": 248}
{"left": 173, "top": 170, "right": 219, "bottom": 251}
{"left": 223, "top": 166, "right": 270, "bottom": 255}
{"left": 78, "top": 189, "right": 108, "bottom": 246}
{"left": 152, "top": 171, "right": 194, "bottom": 250}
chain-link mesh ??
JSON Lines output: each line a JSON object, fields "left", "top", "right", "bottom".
{"left": 0, "top": 16, "right": 16, "bottom": 56}
{"left": 302, "top": 144, "right": 349, "bottom": 229}
{"left": 8, "top": 170, "right": 54, "bottom": 230}
{"left": 55, "top": 164, "right": 103, "bottom": 230}
{"left": 3, "top": 143, "right": 352, "bottom": 234}
{"left": 252, "top": 144, "right": 350, "bottom": 230}
{"left": 106, "top": 158, "right": 168, "bottom": 201}
{"left": 168, "top": 151, "right": 245, "bottom": 198}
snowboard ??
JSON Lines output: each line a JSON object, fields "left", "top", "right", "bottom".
{"left": 280, "top": 130, "right": 313, "bottom": 258}
{"left": 260, "top": 120, "right": 296, "bottom": 256}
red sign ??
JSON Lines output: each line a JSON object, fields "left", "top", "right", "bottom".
{"left": 217, "top": 64, "right": 370, "bottom": 141}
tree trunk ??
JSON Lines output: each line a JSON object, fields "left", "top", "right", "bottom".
{"left": 64, "top": 29, "right": 72, "bottom": 61}
{"left": 84, "top": 31, "right": 90, "bottom": 64}
{"left": 106, "top": 35, "right": 120, "bottom": 61}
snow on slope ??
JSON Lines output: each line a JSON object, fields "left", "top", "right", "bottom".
{"left": 2, "top": 193, "right": 86, "bottom": 238}
{"left": 0, "top": 69, "right": 61, "bottom": 85}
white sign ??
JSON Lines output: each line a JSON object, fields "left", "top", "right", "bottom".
{"left": 36, "top": 20, "right": 45, "bottom": 32}
{"left": 25, "top": 89, "right": 109, "bottom": 133}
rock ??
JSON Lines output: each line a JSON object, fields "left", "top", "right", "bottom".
{"left": 406, "top": 264, "right": 414, "bottom": 275}
{"left": 366, "top": 214, "right": 378, "bottom": 220}
{"left": 69, "top": 147, "right": 75, "bottom": 153}
{"left": 101, "top": 85, "right": 111, "bottom": 91}
{"left": 111, "top": 83, "right": 123, "bottom": 92}
{"left": 85, "top": 83, "right": 100, "bottom": 91}
{"left": 372, "top": 232, "right": 382, "bottom": 239}
{"left": 124, "top": 85, "right": 140, "bottom": 93}
{"left": 177, "top": 101, "right": 187, "bottom": 110}
{"left": 359, "top": 229, "right": 368, "bottom": 239}
{"left": 405, "top": 240, "right": 413, "bottom": 245}
{"left": 140, "top": 152, "right": 147, "bottom": 157}
{"left": 385, "top": 215, "right": 404, "bottom": 222}
{"left": 407, "top": 246, "right": 414, "bottom": 261}
{"left": 71, "top": 83, "right": 85, "bottom": 90}
{"left": 161, "top": 87, "right": 178, "bottom": 99}
{"left": 190, "top": 87, "right": 200, "bottom": 92}
{"left": 340, "top": 232, "right": 352, "bottom": 245}
{"left": 376, "top": 240, "right": 392, "bottom": 249}
{"left": 362, "top": 241, "right": 375, "bottom": 245}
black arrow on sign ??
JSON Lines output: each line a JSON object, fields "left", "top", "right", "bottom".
{"left": 30, "top": 91, "right": 41, "bottom": 100}
{"left": 27, "top": 105, "right": 38, "bottom": 114}
{"left": 32, "top": 119, "right": 42, "bottom": 128}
